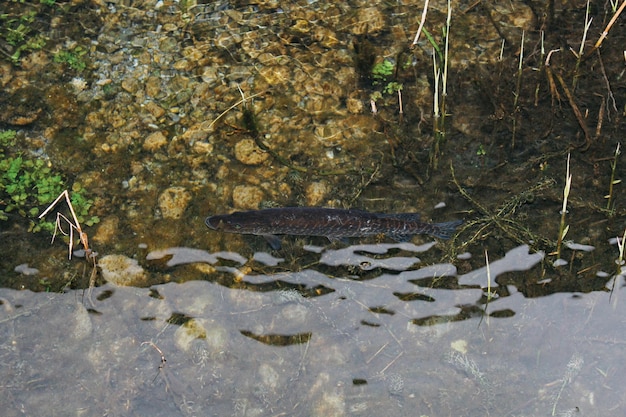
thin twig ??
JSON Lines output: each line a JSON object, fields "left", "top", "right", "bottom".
{"left": 593, "top": 0, "right": 626, "bottom": 51}
{"left": 38, "top": 190, "right": 95, "bottom": 263}
{"left": 411, "top": 0, "right": 430, "bottom": 47}
{"left": 554, "top": 72, "right": 592, "bottom": 149}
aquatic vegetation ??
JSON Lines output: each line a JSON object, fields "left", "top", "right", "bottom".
{"left": 0, "top": 0, "right": 64, "bottom": 64}
{"left": 371, "top": 59, "right": 394, "bottom": 83}
{"left": 0, "top": 129, "right": 17, "bottom": 147}
{"left": 0, "top": 130, "right": 98, "bottom": 233}
{"left": 424, "top": 0, "right": 451, "bottom": 172}
{"left": 368, "top": 59, "right": 404, "bottom": 115}
{"left": 0, "top": 7, "right": 46, "bottom": 63}
{"left": 53, "top": 45, "right": 87, "bottom": 72}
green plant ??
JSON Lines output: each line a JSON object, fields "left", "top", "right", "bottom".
{"left": 54, "top": 46, "right": 87, "bottom": 72}
{"left": 0, "top": 130, "right": 99, "bottom": 232}
{"left": 0, "top": 129, "right": 17, "bottom": 147}
{"left": 372, "top": 59, "right": 394, "bottom": 84}
{"left": 383, "top": 81, "right": 402, "bottom": 96}
{"left": 371, "top": 60, "right": 403, "bottom": 94}
{"left": 425, "top": 0, "right": 451, "bottom": 171}
{"left": 369, "top": 60, "right": 404, "bottom": 116}
{"left": 0, "top": 8, "right": 48, "bottom": 63}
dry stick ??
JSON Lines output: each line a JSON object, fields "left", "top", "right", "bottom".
{"left": 554, "top": 72, "right": 592, "bottom": 149}
{"left": 205, "top": 91, "right": 267, "bottom": 131}
{"left": 571, "top": 0, "right": 592, "bottom": 89}
{"left": 511, "top": 30, "right": 524, "bottom": 149}
{"left": 606, "top": 142, "right": 621, "bottom": 211}
{"left": 534, "top": 31, "right": 545, "bottom": 107}
{"left": 594, "top": 98, "right": 606, "bottom": 145}
{"left": 593, "top": 0, "right": 626, "bottom": 51}
{"left": 544, "top": 51, "right": 562, "bottom": 108}
{"left": 38, "top": 190, "right": 94, "bottom": 263}
{"left": 611, "top": 228, "right": 626, "bottom": 300}
{"left": 411, "top": 0, "right": 430, "bottom": 47}
{"left": 39, "top": 190, "right": 97, "bottom": 304}
{"left": 556, "top": 154, "right": 572, "bottom": 260}
{"left": 596, "top": 49, "right": 618, "bottom": 119}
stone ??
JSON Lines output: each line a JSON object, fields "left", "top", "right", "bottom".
{"left": 98, "top": 254, "right": 147, "bottom": 286}
{"left": 92, "top": 216, "right": 120, "bottom": 245}
{"left": 232, "top": 185, "right": 264, "bottom": 210}
{"left": 143, "top": 131, "right": 168, "bottom": 151}
{"left": 143, "top": 101, "right": 165, "bottom": 119}
{"left": 350, "top": 7, "right": 386, "bottom": 35}
{"left": 158, "top": 186, "right": 192, "bottom": 219}
{"left": 234, "top": 138, "right": 269, "bottom": 165}
{"left": 305, "top": 181, "right": 328, "bottom": 206}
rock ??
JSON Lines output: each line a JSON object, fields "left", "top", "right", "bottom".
{"left": 234, "top": 138, "right": 269, "bottom": 165}
{"left": 174, "top": 318, "right": 228, "bottom": 353}
{"left": 0, "top": 86, "right": 44, "bottom": 126}
{"left": 143, "top": 131, "right": 168, "bottom": 151}
{"left": 232, "top": 185, "right": 265, "bottom": 209}
{"left": 143, "top": 101, "right": 165, "bottom": 119}
{"left": 259, "top": 363, "right": 279, "bottom": 389}
{"left": 346, "top": 92, "right": 364, "bottom": 114}
{"left": 14, "top": 264, "right": 39, "bottom": 275}
{"left": 71, "top": 302, "right": 93, "bottom": 340}
{"left": 257, "top": 65, "right": 292, "bottom": 86}
{"left": 349, "top": 7, "right": 386, "bottom": 35}
{"left": 305, "top": 181, "right": 328, "bottom": 206}
{"left": 0, "top": 62, "right": 13, "bottom": 87}
{"left": 121, "top": 77, "right": 140, "bottom": 94}
{"left": 92, "top": 216, "right": 120, "bottom": 245}
{"left": 158, "top": 186, "right": 192, "bottom": 219}
{"left": 98, "top": 254, "right": 147, "bottom": 286}
{"left": 174, "top": 318, "right": 207, "bottom": 352}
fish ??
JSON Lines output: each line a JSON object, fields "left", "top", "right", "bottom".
{"left": 205, "top": 207, "right": 463, "bottom": 249}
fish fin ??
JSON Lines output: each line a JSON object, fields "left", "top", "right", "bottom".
{"left": 378, "top": 213, "right": 421, "bottom": 222}
{"left": 262, "top": 234, "right": 283, "bottom": 250}
{"left": 430, "top": 219, "right": 463, "bottom": 239}
{"left": 389, "top": 233, "right": 412, "bottom": 242}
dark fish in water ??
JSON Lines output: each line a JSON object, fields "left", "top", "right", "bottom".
{"left": 206, "top": 207, "right": 462, "bottom": 249}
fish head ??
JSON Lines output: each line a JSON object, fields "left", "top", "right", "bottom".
{"left": 205, "top": 214, "right": 246, "bottom": 232}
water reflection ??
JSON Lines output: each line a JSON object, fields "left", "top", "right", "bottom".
{"left": 1, "top": 243, "right": 624, "bottom": 416}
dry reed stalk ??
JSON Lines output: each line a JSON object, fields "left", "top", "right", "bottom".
{"left": 554, "top": 72, "right": 592, "bottom": 148}
{"left": 38, "top": 189, "right": 96, "bottom": 264}
{"left": 556, "top": 154, "right": 572, "bottom": 260}
{"left": 593, "top": 0, "right": 626, "bottom": 51}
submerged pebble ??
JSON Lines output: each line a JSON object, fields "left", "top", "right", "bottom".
{"left": 158, "top": 186, "right": 192, "bottom": 219}
{"left": 234, "top": 138, "right": 269, "bottom": 165}
{"left": 14, "top": 263, "right": 39, "bottom": 276}
{"left": 232, "top": 185, "right": 265, "bottom": 209}
{"left": 98, "top": 254, "right": 147, "bottom": 286}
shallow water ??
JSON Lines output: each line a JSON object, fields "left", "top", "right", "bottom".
{"left": 1, "top": 243, "right": 625, "bottom": 416}
{"left": 1, "top": 0, "right": 626, "bottom": 415}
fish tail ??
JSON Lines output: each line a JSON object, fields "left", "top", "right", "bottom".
{"left": 429, "top": 219, "right": 463, "bottom": 239}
